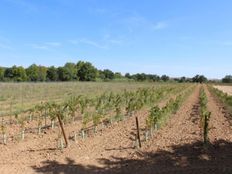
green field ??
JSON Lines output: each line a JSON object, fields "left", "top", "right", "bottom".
{"left": 0, "top": 82, "right": 172, "bottom": 116}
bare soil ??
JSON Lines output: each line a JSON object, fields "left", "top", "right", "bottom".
{"left": 214, "top": 85, "right": 232, "bottom": 96}
{"left": 1, "top": 85, "right": 232, "bottom": 174}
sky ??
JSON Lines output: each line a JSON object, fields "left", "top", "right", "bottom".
{"left": 0, "top": 0, "right": 231, "bottom": 78}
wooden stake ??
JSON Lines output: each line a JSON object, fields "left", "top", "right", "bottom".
{"left": 57, "top": 114, "right": 69, "bottom": 148}
{"left": 136, "top": 117, "right": 142, "bottom": 148}
{"left": 44, "top": 108, "right": 47, "bottom": 127}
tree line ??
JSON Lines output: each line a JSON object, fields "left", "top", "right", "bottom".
{"left": 0, "top": 61, "right": 123, "bottom": 82}
{"left": 0, "top": 60, "right": 230, "bottom": 83}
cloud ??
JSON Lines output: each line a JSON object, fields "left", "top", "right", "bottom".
{"left": 31, "top": 44, "right": 49, "bottom": 50}
{"left": 79, "top": 39, "right": 108, "bottom": 49}
{"left": 45, "top": 42, "right": 62, "bottom": 47}
{"left": 126, "top": 16, "right": 146, "bottom": 26}
{"left": 152, "top": 21, "right": 168, "bottom": 30}
{"left": 69, "top": 39, "right": 108, "bottom": 49}
{"left": 123, "top": 16, "right": 148, "bottom": 31}
{"left": 69, "top": 36, "right": 124, "bottom": 49}
{"left": 108, "top": 39, "right": 123, "bottom": 44}
{"left": 30, "top": 42, "right": 61, "bottom": 50}
{"left": 123, "top": 14, "right": 168, "bottom": 32}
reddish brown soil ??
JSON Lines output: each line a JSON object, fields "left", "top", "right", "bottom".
{"left": 1, "top": 85, "right": 232, "bottom": 174}
{"left": 0, "top": 90, "right": 180, "bottom": 173}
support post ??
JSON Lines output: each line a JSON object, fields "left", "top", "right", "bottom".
{"left": 136, "top": 117, "right": 142, "bottom": 148}
{"left": 57, "top": 114, "right": 69, "bottom": 148}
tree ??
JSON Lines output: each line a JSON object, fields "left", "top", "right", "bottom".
{"left": 76, "top": 61, "right": 97, "bottom": 81}
{"left": 4, "top": 67, "right": 14, "bottom": 80}
{"left": 102, "top": 69, "right": 114, "bottom": 80}
{"left": 38, "top": 66, "right": 47, "bottom": 81}
{"left": 64, "top": 62, "right": 77, "bottom": 80}
{"left": 192, "top": 75, "right": 207, "bottom": 83}
{"left": 0, "top": 67, "right": 4, "bottom": 81}
{"left": 98, "top": 70, "right": 105, "bottom": 79}
{"left": 114, "top": 72, "right": 123, "bottom": 79}
{"left": 132, "top": 73, "right": 147, "bottom": 81}
{"left": 147, "top": 74, "right": 160, "bottom": 82}
{"left": 161, "top": 75, "right": 170, "bottom": 82}
{"left": 125, "top": 73, "right": 160, "bottom": 81}
{"left": 179, "top": 76, "right": 186, "bottom": 83}
{"left": 125, "top": 73, "right": 131, "bottom": 79}
{"left": 47, "top": 66, "right": 58, "bottom": 81}
{"left": 26, "top": 64, "right": 39, "bottom": 81}
{"left": 222, "top": 75, "right": 232, "bottom": 83}
{"left": 4, "top": 66, "right": 27, "bottom": 81}
{"left": 12, "top": 66, "right": 27, "bottom": 81}
{"left": 153, "top": 75, "right": 160, "bottom": 82}
{"left": 57, "top": 67, "right": 71, "bottom": 81}
{"left": 198, "top": 75, "right": 207, "bottom": 83}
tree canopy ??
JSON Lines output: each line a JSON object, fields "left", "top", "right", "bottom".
{"left": 192, "top": 75, "right": 208, "bottom": 83}
{"left": 76, "top": 61, "right": 97, "bottom": 81}
{"left": 0, "top": 61, "right": 227, "bottom": 83}
{"left": 222, "top": 75, "right": 232, "bottom": 83}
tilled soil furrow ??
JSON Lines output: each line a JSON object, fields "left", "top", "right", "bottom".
{"left": 93, "top": 85, "right": 204, "bottom": 174}
{"left": 103, "top": 85, "right": 232, "bottom": 174}
{"left": 143, "top": 85, "right": 201, "bottom": 152}
{"left": 121, "top": 87, "right": 232, "bottom": 174}
{"left": 204, "top": 86, "right": 232, "bottom": 142}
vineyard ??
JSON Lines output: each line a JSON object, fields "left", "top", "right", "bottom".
{"left": 0, "top": 82, "right": 232, "bottom": 174}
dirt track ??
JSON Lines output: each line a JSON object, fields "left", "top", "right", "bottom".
{"left": 1, "top": 85, "right": 232, "bottom": 174}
